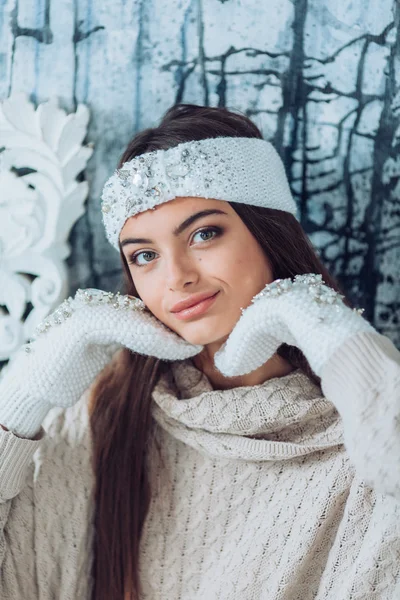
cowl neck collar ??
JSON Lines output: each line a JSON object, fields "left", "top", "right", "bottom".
{"left": 151, "top": 359, "right": 344, "bottom": 460}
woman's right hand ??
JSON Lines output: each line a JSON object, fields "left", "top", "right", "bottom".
{"left": 0, "top": 288, "right": 202, "bottom": 439}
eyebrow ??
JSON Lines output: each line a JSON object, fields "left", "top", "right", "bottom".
{"left": 119, "top": 209, "right": 228, "bottom": 247}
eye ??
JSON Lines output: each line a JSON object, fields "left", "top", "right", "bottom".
{"left": 128, "top": 226, "right": 222, "bottom": 267}
{"left": 191, "top": 226, "right": 222, "bottom": 244}
{"left": 129, "top": 250, "right": 158, "bottom": 266}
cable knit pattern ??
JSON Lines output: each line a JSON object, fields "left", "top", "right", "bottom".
{"left": 1, "top": 331, "right": 400, "bottom": 599}
{"left": 151, "top": 365, "right": 345, "bottom": 459}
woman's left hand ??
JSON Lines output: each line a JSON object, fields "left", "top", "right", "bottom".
{"left": 214, "top": 273, "right": 375, "bottom": 378}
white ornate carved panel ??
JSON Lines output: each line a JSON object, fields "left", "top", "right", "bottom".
{"left": 0, "top": 93, "right": 93, "bottom": 362}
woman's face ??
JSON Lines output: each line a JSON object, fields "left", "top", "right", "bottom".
{"left": 119, "top": 197, "right": 274, "bottom": 347}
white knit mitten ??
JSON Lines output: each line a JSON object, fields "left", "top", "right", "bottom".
{"left": 0, "top": 289, "right": 202, "bottom": 439}
{"left": 214, "top": 274, "right": 375, "bottom": 377}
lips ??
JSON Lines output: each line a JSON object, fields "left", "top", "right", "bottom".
{"left": 170, "top": 292, "right": 219, "bottom": 313}
{"left": 171, "top": 292, "right": 220, "bottom": 321}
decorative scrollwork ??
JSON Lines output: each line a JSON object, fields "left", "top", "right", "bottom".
{"left": 0, "top": 92, "right": 93, "bottom": 362}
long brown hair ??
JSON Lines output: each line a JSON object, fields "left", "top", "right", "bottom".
{"left": 89, "top": 104, "right": 353, "bottom": 600}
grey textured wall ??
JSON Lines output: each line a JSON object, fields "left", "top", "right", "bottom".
{"left": 1, "top": 0, "right": 400, "bottom": 345}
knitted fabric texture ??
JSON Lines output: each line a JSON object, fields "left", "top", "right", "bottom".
{"left": 215, "top": 275, "right": 375, "bottom": 378}
{"left": 0, "top": 288, "right": 200, "bottom": 440}
{"left": 101, "top": 137, "right": 299, "bottom": 250}
{"left": 1, "top": 331, "right": 400, "bottom": 599}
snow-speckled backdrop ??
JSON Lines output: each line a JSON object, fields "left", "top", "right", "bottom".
{"left": 1, "top": 0, "right": 400, "bottom": 345}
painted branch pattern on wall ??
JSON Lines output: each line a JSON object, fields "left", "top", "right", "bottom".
{"left": 0, "top": 0, "right": 399, "bottom": 345}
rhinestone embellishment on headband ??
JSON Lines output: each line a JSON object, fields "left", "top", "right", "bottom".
{"left": 100, "top": 137, "right": 299, "bottom": 250}
{"left": 101, "top": 141, "right": 216, "bottom": 222}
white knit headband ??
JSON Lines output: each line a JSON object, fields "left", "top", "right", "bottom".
{"left": 101, "top": 137, "right": 299, "bottom": 250}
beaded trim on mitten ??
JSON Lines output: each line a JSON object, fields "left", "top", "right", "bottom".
{"left": 215, "top": 273, "right": 373, "bottom": 378}
{"left": 25, "top": 289, "right": 146, "bottom": 352}
{"left": 249, "top": 274, "right": 365, "bottom": 321}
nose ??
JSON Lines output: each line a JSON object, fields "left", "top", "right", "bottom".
{"left": 165, "top": 252, "right": 200, "bottom": 291}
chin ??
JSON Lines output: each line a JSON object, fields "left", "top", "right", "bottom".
{"left": 177, "top": 324, "right": 230, "bottom": 347}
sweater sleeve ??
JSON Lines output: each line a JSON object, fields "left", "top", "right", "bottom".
{"left": 0, "top": 386, "right": 93, "bottom": 599}
{"left": 320, "top": 330, "right": 400, "bottom": 500}
{"left": 0, "top": 425, "right": 44, "bottom": 597}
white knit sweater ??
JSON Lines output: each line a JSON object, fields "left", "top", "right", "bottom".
{"left": 1, "top": 331, "right": 400, "bottom": 599}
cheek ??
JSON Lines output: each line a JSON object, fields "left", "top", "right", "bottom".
{"left": 226, "top": 247, "right": 272, "bottom": 298}
{"left": 131, "top": 275, "right": 162, "bottom": 315}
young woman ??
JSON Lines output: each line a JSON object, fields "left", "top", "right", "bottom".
{"left": 1, "top": 104, "right": 399, "bottom": 600}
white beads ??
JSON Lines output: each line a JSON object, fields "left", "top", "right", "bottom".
{"left": 251, "top": 278, "right": 294, "bottom": 302}
{"left": 75, "top": 289, "right": 146, "bottom": 313}
{"left": 31, "top": 289, "right": 146, "bottom": 342}
{"left": 251, "top": 273, "right": 364, "bottom": 315}
{"left": 215, "top": 272, "right": 373, "bottom": 378}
